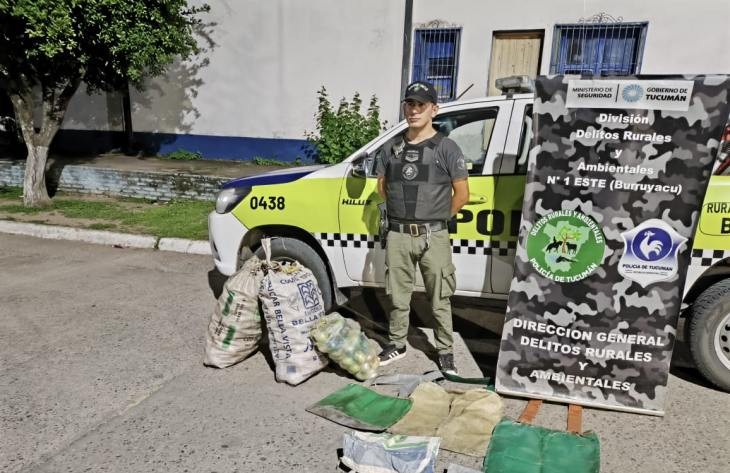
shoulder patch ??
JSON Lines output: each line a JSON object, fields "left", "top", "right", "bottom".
{"left": 392, "top": 137, "right": 405, "bottom": 160}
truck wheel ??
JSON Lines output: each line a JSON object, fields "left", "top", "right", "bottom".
{"left": 254, "top": 237, "right": 334, "bottom": 310}
{"left": 688, "top": 278, "right": 730, "bottom": 392}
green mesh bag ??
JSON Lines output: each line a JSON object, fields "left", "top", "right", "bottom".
{"left": 483, "top": 400, "right": 600, "bottom": 473}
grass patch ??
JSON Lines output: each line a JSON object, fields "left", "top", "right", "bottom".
{"left": 87, "top": 223, "right": 117, "bottom": 230}
{"left": 0, "top": 190, "right": 211, "bottom": 240}
{"left": 54, "top": 199, "right": 134, "bottom": 220}
{"left": 0, "top": 203, "right": 46, "bottom": 214}
{"left": 252, "top": 156, "right": 304, "bottom": 166}
{"left": 119, "top": 200, "right": 211, "bottom": 239}
{"left": 161, "top": 149, "right": 203, "bottom": 161}
{"left": 0, "top": 186, "right": 23, "bottom": 199}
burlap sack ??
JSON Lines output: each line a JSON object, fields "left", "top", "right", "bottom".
{"left": 203, "top": 255, "right": 264, "bottom": 368}
{"left": 259, "top": 238, "right": 328, "bottom": 385}
{"left": 390, "top": 382, "right": 504, "bottom": 457}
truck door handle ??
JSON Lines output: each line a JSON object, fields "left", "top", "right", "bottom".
{"left": 467, "top": 193, "right": 488, "bottom": 204}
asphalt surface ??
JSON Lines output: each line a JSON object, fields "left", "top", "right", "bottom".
{"left": 1, "top": 234, "right": 729, "bottom": 473}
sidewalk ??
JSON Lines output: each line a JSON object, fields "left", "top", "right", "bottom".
{"left": 0, "top": 151, "right": 300, "bottom": 201}
{"left": 40, "top": 152, "right": 293, "bottom": 179}
{"left": 0, "top": 220, "right": 212, "bottom": 255}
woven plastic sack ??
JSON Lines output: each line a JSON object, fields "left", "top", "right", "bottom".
{"left": 446, "top": 464, "right": 481, "bottom": 473}
{"left": 341, "top": 431, "right": 440, "bottom": 473}
{"left": 203, "top": 255, "right": 264, "bottom": 368}
{"left": 258, "top": 238, "right": 328, "bottom": 385}
{"left": 390, "top": 382, "right": 503, "bottom": 457}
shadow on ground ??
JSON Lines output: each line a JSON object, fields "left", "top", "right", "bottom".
{"left": 207, "top": 267, "right": 228, "bottom": 299}
{"left": 205, "top": 269, "right": 717, "bottom": 392}
{"left": 341, "top": 288, "right": 504, "bottom": 380}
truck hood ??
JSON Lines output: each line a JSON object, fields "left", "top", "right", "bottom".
{"left": 221, "top": 165, "right": 327, "bottom": 189}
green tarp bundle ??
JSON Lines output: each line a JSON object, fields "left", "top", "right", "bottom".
{"left": 306, "top": 383, "right": 413, "bottom": 431}
{"left": 483, "top": 401, "right": 600, "bottom": 473}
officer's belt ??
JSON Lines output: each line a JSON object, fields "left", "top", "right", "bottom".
{"left": 389, "top": 220, "right": 446, "bottom": 236}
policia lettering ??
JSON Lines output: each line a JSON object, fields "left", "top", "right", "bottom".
{"left": 455, "top": 209, "right": 522, "bottom": 236}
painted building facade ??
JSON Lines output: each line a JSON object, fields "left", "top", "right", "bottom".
{"left": 57, "top": 0, "right": 730, "bottom": 161}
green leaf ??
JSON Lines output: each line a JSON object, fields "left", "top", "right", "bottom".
{"left": 305, "top": 87, "right": 387, "bottom": 164}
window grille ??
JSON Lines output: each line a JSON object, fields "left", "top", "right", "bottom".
{"left": 550, "top": 21, "right": 647, "bottom": 76}
{"left": 412, "top": 28, "right": 461, "bottom": 101}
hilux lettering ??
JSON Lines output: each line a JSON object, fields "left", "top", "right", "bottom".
{"left": 342, "top": 198, "right": 371, "bottom": 206}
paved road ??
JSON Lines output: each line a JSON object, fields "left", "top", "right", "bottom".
{"left": 1, "top": 234, "right": 728, "bottom": 473}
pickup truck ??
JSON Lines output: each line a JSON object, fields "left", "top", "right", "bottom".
{"left": 208, "top": 77, "right": 730, "bottom": 392}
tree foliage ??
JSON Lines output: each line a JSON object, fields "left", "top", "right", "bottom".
{"left": 0, "top": 0, "right": 209, "bottom": 206}
{"left": 0, "top": 0, "right": 209, "bottom": 93}
{"left": 306, "top": 87, "right": 386, "bottom": 165}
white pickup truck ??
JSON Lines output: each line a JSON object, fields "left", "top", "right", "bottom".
{"left": 208, "top": 77, "right": 730, "bottom": 391}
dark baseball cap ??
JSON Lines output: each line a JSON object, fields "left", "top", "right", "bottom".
{"left": 403, "top": 81, "right": 438, "bottom": 103}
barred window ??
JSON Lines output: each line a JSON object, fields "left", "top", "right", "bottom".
{"left": 412, "top": 28, "right": 461, "bottom": 101}
{"left": 550, "top": 22, "right": 647, "bottom": 76}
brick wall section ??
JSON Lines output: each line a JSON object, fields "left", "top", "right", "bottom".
{"left": 0, "top": 161, "right": 226, "bottom": 201}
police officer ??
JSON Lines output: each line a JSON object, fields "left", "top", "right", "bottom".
{"left": 375, "top": 81, "right": 469, "bottom": 374}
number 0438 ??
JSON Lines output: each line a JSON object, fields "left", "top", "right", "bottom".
{"left": 250, "top": 196, "right": 286, "bottom": 210}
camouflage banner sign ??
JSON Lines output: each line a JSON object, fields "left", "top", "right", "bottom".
{"left": 496, "top": 75, "right": 730, "bottom": 415}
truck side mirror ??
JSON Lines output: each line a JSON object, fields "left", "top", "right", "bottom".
{"left": 351, "top": 154, "right": 373, "bottom": 178}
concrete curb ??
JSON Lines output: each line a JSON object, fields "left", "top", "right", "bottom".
{"left": 0, "top": 220, "right": 210, "bottom": 255}
{"left": 158, "top": 237, "right": 212, "bottom": 255}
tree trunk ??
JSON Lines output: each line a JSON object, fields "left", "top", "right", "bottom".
{"left": 9, "top": 79, "right": 79, "bottom": 207}
{"left": 22, "top": 143, "right": 51, "bottom": 206}
{"left": 122, "top": 82, "right": 135, "bottom": 154}
{"left": 9, "top": 90, "right": 50, "bottom": 206}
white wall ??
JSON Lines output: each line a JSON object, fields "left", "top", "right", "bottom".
{"left": 61, "top": 0, "right": 729, "bottom": 141}
{"left": 129, "top": 0, "right": 406, "bottom": 138}
{"left": 413, "top": 0, "right": 730, "bottom": 100}
{"left": 62, "top": 84, "right": 124, "bottom": 132}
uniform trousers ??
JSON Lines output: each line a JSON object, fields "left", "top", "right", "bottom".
{"left": 385, "top": 228, "right": 456, "bottom": 354}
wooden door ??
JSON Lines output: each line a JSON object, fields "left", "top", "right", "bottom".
{"left": 487, "top": 31, "right": 543, "bottom": 97}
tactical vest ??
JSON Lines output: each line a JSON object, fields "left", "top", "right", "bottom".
{"left": 384, "top": 133, "right": 453, "bottom": 222}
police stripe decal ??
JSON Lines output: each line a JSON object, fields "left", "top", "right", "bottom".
{"left": 691, "top": 249, "right": 730, "bottom": 267}
{"left": 451, "top": 239, "right": 517, "bottom": 256}
{"left": 317, "top": 233, "right": 380, "bottom": 249}
{"left": 317, "top": 234, "right": 727, "bottom": 264}
{"left": 315, "top": 233, "right": 517, "bottom": 255}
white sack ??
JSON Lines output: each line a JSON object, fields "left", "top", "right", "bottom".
{"left": 204, "top": 255, "right": 264, "bottom": 368}
{"left": 259, "top": 238, "right": 328, "bottom": 385}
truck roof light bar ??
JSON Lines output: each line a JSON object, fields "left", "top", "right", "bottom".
{"left": 495, "top": 75, "right": 535, "bottom": 96}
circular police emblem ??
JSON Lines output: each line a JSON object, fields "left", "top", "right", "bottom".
{"left": 630, "top": 227, "right": 672, "bottom": 262}
{"left": 622, "top": 84, "right": 643, "bottom": 102}
{"left": 402, "top": 163, "right": 419, "bottom": 180}
{"left": 619, "top": 219, "right": 687, "bottom": 287}
{"left": 526, "top": 210, "right": 605, "bottom": 283}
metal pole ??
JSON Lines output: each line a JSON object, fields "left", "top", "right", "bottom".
{"left": 399, "top": 0, "right": 413, "bottom": 121}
